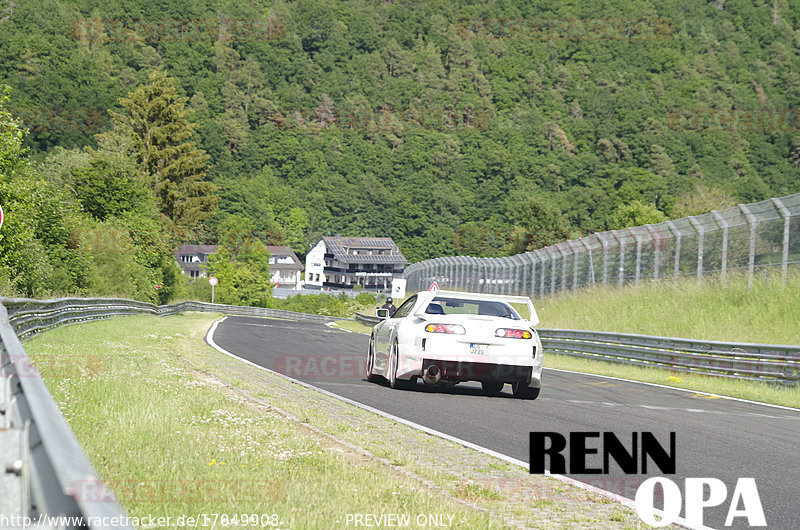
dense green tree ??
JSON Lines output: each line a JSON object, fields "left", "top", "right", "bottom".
{"left": 610, "top": 201, "right": 668, "bottom": 230}
{"left": 206, "top": 240, "right": 272, "bottom": 307}
{"left": 109, "top": 71, "right": 218, "bottom": 238}
{"left": 0, "top": 87, "right": 92, "bottom": 296}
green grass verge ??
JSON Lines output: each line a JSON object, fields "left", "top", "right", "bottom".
{"left": 536, "top": 270, "right": 800, "bottom": 345}
{"left": 331, "top": 320, "right": 374, "bottom": 334}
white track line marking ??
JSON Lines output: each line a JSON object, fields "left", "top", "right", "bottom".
{"left": 206, "top": 317, "right": 710, "bottom": 530}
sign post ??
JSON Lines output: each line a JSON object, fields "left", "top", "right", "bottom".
{"left": 0, "top": 204, "right": 4, "bottom": 230}
{"left": 208, "top": 276, "right": 218, "bottom": 303}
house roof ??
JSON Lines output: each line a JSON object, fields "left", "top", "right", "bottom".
{"left": 321, "top": 236, "right": 408, "bottom": 264}
{"left": 266, "top": 246, "right": 303, "bottom": 271}
{"left": 174, "top": 244, "right": 218, "bottom": 255}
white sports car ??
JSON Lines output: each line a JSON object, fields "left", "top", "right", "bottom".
{"left": 366, "top": 290, "right": 543, "bottom": 399}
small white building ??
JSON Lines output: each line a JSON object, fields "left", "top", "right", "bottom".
{"left": 173, "top": 244, "right": 218, "bottom": 278}
{"left": 266, "top": 246, "right": 303, "bottom": 288}
{"left": 304, "top": 235, "right": 407, "bottom": 291}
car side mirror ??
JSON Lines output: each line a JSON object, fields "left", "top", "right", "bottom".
{"left": 376, "top": 308, "right": 389, "bottom": 320}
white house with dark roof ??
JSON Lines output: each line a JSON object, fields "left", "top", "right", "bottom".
{"left": 173, "top": 244, "right": 218, "bottom": 279}
{"left": 266, "top": 245, "right": 303, "bottom": 288}
{"left": 304, "top": 235, "right": 408, "bottom": 291}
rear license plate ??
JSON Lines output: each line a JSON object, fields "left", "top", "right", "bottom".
{"left": 470, "top": 343, "right": 489, "bottom": 355}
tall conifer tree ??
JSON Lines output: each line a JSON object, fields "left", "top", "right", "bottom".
{"left": 109, "top": 71, "right": 218, "bottom": 239}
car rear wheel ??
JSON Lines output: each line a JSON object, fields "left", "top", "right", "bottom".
{"left": 388, "top": 340, "right": 413, "bottom": 390}
{"left": 481, "top": 381, "right": 505, "bottom": 395}
{"left": 512, "top": 381, "right": 540, "bottom": 400}
{"left": 366, "top": 336, "right": 381, "bottom": 383}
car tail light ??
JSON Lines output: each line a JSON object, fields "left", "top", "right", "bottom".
{"left": 425, "top": 323, "right": 465, "bottom": 334}
{"left": 495, "top": 328, "right": 532, "bottom": 339}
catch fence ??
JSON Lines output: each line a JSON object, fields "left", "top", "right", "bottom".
{"left": 405, "top": 193, "right": 800, "bottom": 295}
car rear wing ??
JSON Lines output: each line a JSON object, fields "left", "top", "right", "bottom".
{"left": 417, "top": 290, "right": 540, "bottom": 327}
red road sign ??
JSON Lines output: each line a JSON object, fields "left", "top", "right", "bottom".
{"left": 428, "top": 281, "right": 440, "bottom": 291}
{"left": 208, "top": 276, "right": 218, "bottom": 286}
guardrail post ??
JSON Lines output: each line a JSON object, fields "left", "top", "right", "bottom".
{"left": 688, "top": 216, "right": 705, "bottom": 285}
{"left": 711, "top": 211, "right": 729, "bottom": 284}
{"left": 772, "top": 198, "right": 791, "bottom": 286}
{"left": 739, "top": 205, "right": 758, "bottom": 289}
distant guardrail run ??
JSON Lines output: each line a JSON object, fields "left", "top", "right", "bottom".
{"left": 0, "top": 297, "right": 352, "bottom": 528}
{"left": 539, "top": 328, "right": 800, "bottom": 384}
{"left": 404, "top": 192, "right": 800, "bottom": 295}
{"left": 355, "top": 313, "right": 799, "bottom": 384}
{"left": 3, "top": 298, "right": 351, "bottom": 340}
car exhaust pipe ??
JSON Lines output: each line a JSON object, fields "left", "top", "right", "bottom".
{"left": 423, "top": 365, "right": 441, "bottom": 385}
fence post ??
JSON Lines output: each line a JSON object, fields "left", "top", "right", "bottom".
{"left": 539, "top": 250, "right": 547, "bottom": 296}
{"left": 567, "top": 240, "right": 578, "bottom": 289}
{"left": 739, "top": 205, "right": 757, "bottom": 289}
{"left": 579, "top": 236, "right": 595, "bottom": 286}
{"left": 632, "top": 228, "right": 643, "bottom": 284}
{"left": 525, "top": 252, "right": 537, "bottom": 297}
{"left": 711, "top": 211, "right": 729, "bottom": 285}
{"left": 645, "top": 225, "right": 661, "bottom": 281}
{"left": 666, "top": 220, "right": 681, "bottom": 284}
{"left": 772, "top": 198, "right": 791, "bottom": 286}
{"left": 611, "top": 230, "right": 625, "bottom": 287}
{"left": 601, "top": 231, "right": 610, "bottom": 285}
{"left": 546, "top": 247, "right": 557, "bottom": 295}
{"left": 515, "top": 254, "right": 525, "bottom": 296}
{"left": 688, "top": 216, "right": 704, "bottom": 285}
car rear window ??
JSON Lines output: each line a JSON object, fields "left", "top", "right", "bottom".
{"left": 428, "top": 297, "right": 519, "bottom": 319}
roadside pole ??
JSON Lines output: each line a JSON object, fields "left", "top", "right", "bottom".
{"left": 209, "top": 276, "right": 218, "bottom": 303}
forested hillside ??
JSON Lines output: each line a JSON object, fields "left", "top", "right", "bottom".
{"left": 2, "top": 0, "right": 800, "bottom": 298}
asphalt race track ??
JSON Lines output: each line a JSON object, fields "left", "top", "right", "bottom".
{"left": 212, "top": 316, "right": 800, "bottom": 529}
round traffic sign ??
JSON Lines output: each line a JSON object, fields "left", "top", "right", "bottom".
{"left": 208, "top": 276, "right": 218, "bottom": 286}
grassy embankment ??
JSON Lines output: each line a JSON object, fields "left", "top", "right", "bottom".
{"left": 537, "top": 271, "right": 800, "bottom": 408}
{"left": 26, "top": 313, "right": 649, "bottom": 528}
{"left": 334, "top": 272, "right": 800, "bottom": 408}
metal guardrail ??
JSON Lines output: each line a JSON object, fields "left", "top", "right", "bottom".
{"left": 354, "top": 312, "right": 381, "bottom": 326}
{"left": 0, "top": 297, "right": 352, "bottom": 528}
{"left": 355, "top": 313, "right": 800, "bottom": 384}
{"left": 1, "top": 304, "right": 132, "bottom": 529}
{"left": 2, "top": 298, "right": 351, "bottom": 340}
{"left": 540, "top": 328, "right": 800, "bottom": 384}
